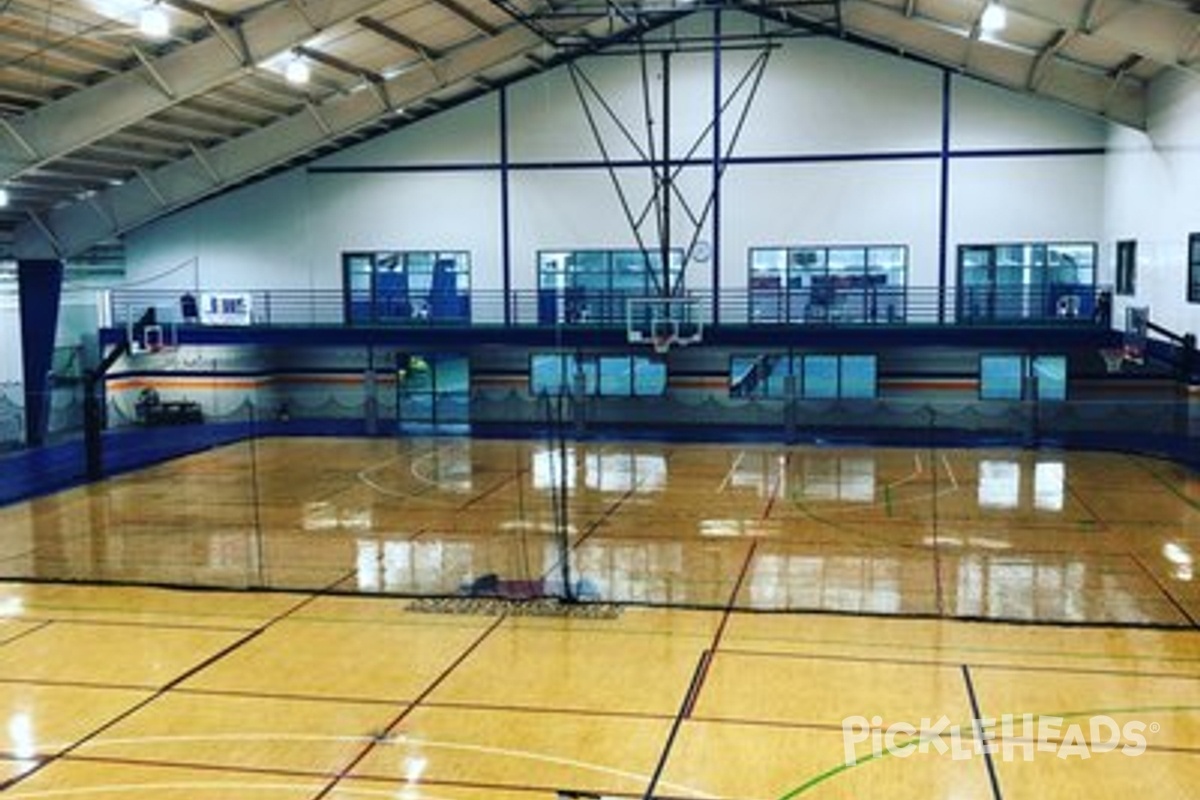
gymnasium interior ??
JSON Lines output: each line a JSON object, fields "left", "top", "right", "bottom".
{"left": 0, "top": 0, "right": 1198, "bottom": 797}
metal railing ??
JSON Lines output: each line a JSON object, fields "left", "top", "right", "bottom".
{"left": 106, "top": 286, "right": 1111, "bottom": 330}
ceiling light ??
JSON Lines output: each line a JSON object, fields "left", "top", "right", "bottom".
{"left": 285, "top": 56, "right": 310, "bottom": 85}
{"left": 980, "top": 3, "right": 1007, "bottom": 33}
{"left": 0, "top": 188, "right": 8, "bottom": 208}
{"left": 139, "top": 4, "right": 169, "bottom": 39}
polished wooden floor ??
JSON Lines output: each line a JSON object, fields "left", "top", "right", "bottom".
{"left": 0, "top": 586, "right": 1191, "bottom": 798}
{"left": 0, "top": 438, "right": 1196, "bottom": 798}
{"left": 0, "top": 437, "right": 1196, "bottom": 623}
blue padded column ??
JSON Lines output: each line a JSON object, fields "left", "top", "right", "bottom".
{"left": 17, "top": 259, "right": 63, "bottom": 447}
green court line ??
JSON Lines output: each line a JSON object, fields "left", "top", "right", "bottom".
{"left": 775, "top": 753, "right": 884, "bottom": 800}
{"left": 884, "top": 486, "right": 894, "bottom": 517}
{"left": 773, "top": 704, "right": 1200, "bottom": 799}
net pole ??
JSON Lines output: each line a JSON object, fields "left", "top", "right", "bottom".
{"left": 556, "top": 389, "right": 575, "bottom": 603}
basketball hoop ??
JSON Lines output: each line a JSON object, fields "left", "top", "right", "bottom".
{"left": 651, "top": 333, "right": 676, "bottom": 354}
{"left": 1099, "top": 348, "right": 1126, "bottom": 374}
{"left": 627, "top": 296, "right": 704, "bottom": 355}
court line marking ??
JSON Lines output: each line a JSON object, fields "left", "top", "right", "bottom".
{"left": 716, "top": 450, "right": 746, "bottom": 494}
{"left": 774, "top": 702, "right": 1200, "bottom": 799}
{"left": 68, "top": 732, "right": 715, "bottom": 798}
{"left": 0, "top": 592, "right": 325, "bottom": 796}
{"left": 961, "top": 664, "right": 1003, "bottom": 800}
{"left": 782, "top": 451, "right": 971, "bottom": 519}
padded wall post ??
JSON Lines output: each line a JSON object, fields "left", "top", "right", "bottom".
{"left": 17, "top": 259, "right": 64, "bottom": 447}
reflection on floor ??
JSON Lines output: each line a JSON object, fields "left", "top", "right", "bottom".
{"left": 0, "top": 585, "right": 1195, "bottom": 799}
{"left": 0, "top": 437, "right": 1196, "bottom": 625}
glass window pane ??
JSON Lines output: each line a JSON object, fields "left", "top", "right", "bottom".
{"left": 633, "top": 357, "right": 667, "bottom": 396}
{"left": 599, "top": 356, "right": 633, "bottom": 396}
{"left": 1115, "top": 241, "right": 1136, "bottom": 296}
{"left": 980, "top": 356, "right": 1024, "bottom": 400}
{"left": 530, "top": 354, "right": 567, "bottom": 395}
{"left": 840, "top": 356, "right": 877, "bottom": 399}
{"left": 539, "top": 253, "right": 567, "bottom": 289}
{"left": 1031, "top": 355, "right": 1066, "bottom": 401}
{"left": 731, "top": 355, "right": 790, "bottom": 398}
{"left": 826, "top": 247, "right": 866, "bottom": 276}
{"left": 1190, "top": 234, "right": 1200, "bottom": 303}
{"left": 803, "top": 355, "right": 839, "bottom": 399}
{"left": 575, "top": 356, "right": 598, "bottom": 395}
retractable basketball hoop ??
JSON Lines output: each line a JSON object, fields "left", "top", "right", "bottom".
{"left": 626, "top": 297, "right": 704, "bottom": 354}
{"left": 127, "top": 316, "right": 178, "bottom": 355}
{"left": 1099, "top": 305, "right": 1150, "bottom": 373}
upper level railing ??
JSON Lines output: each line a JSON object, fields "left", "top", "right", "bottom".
{"left": 105, "top": 286, "right": 1112, "bottom": 331}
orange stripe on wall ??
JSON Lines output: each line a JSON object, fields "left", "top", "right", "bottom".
{"left": 881, "top": 379, "right": 978, "bottom": 391}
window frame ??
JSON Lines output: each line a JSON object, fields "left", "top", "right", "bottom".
{"left": 342, "top": 249, "right": 471, "bottom": 325}
{"left": 1115, "top": 239, "right": 1137, "bottom": 297}
{"left": 529, "top": 352, "right": 667, "bottom": 398}
{"left": 748, "top": 244, "right": 909, "bottom": 325}
{"left": 728, "top": 353, "right": 878, "bottom": 400}
{"left": 1189, "top": 233, "right": 1200, "bottom": 304}
{"left": 978, "top": 354, "right": 1069, "bottom": 401}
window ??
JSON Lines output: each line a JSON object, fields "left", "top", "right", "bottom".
{"left": 343, "top": 251, "right": 470, "bottom": 324}
{"left": 840, "top": 355, "right": 878, "bottom": 399}
{"left": 980, "top": 356, "right": 1024, "bottom": 400}
{"left": 1030, "top": 356, "right": 1067, "bottom": 401}
{"left": 1190, "top": 233, "right": 1200, "bottom": 303}
{"left": 538, "top": 249, "right": 684, "bottom": 325}
{"left": 980, "top": 355, "right": 1068, "bottom": 400}
{"left": 749, "top": 245, "right": 908, "bottom": 324}
{"left": 729, "top": 354, "right": 877, "bottom": 399}
{"left": 1115, "top": 240, "right": 1137, "bottom": 296}
{"left": 958, "top": 242, "right": 1096, "bottom": 322}
{"left": 530, "top": 354, "right": 666, "bottom": 397}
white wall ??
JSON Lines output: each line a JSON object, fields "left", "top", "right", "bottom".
{"left": 1104, "top": 70, "right": 1200, "bottom": 338}
{"left": 0, "top": 291, "right": 21, "bottom": 385}
{"left": 121, "top": 10, "right": 1108, "bottom": 313}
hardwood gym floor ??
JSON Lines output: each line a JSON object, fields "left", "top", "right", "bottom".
{"left": 0, "top": 438, "right": 1195, "bottom": 798}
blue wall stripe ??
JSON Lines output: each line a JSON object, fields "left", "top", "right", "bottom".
{"left": 306, "top": 146, "right": 1106, "bottom": 175}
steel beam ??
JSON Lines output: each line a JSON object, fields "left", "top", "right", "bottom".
{"left": 0, "top": 0, "right": 394, "bottom": 183}
{"left": 14, "top": 25, "right": 548, "bottom": 257}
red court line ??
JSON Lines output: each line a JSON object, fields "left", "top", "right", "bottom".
{"left": 716, "top": 646, "right": 1200, "bottom": 681}
{"left": 0, "top": 617, "right": 261, "bottom": 634}
{"left": 0, "top": 591, "right": 325, "bottom": 794}
{"left": 309, "top": 613, "right": 508, "bottom": 799}
{"left": 62, "top": 753, "right": 334, "bottom": 781}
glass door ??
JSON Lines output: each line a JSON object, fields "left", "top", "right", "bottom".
{"left": 397, "top": 353, "right": 470, "bottom": 431}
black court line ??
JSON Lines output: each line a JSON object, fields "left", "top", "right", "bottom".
{"left": 1131, "top": 553, "right": 1199, "bottom": 629}
{"left": 0, "top": 619, "right": 53, "bottom": 649}
{"left": 0, "top": 590, "right": 324, "bottom": 794}
{"left": 961, "top": 664, "right": 1004, "bottom": 800}
{"left": 641, "top": 649, "right": 712, "bottom": 800}
{"left": 679, "top": 540, "right": 760, "bottom": 723}
{"left": 456, "top": 467, "right": 528, "bottom": 511}
{"left": 1131, "top": 455, "right": 1200, "bottom": 512}
{"left": 309, "top": 612, "right": 508, "bottom": 800}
